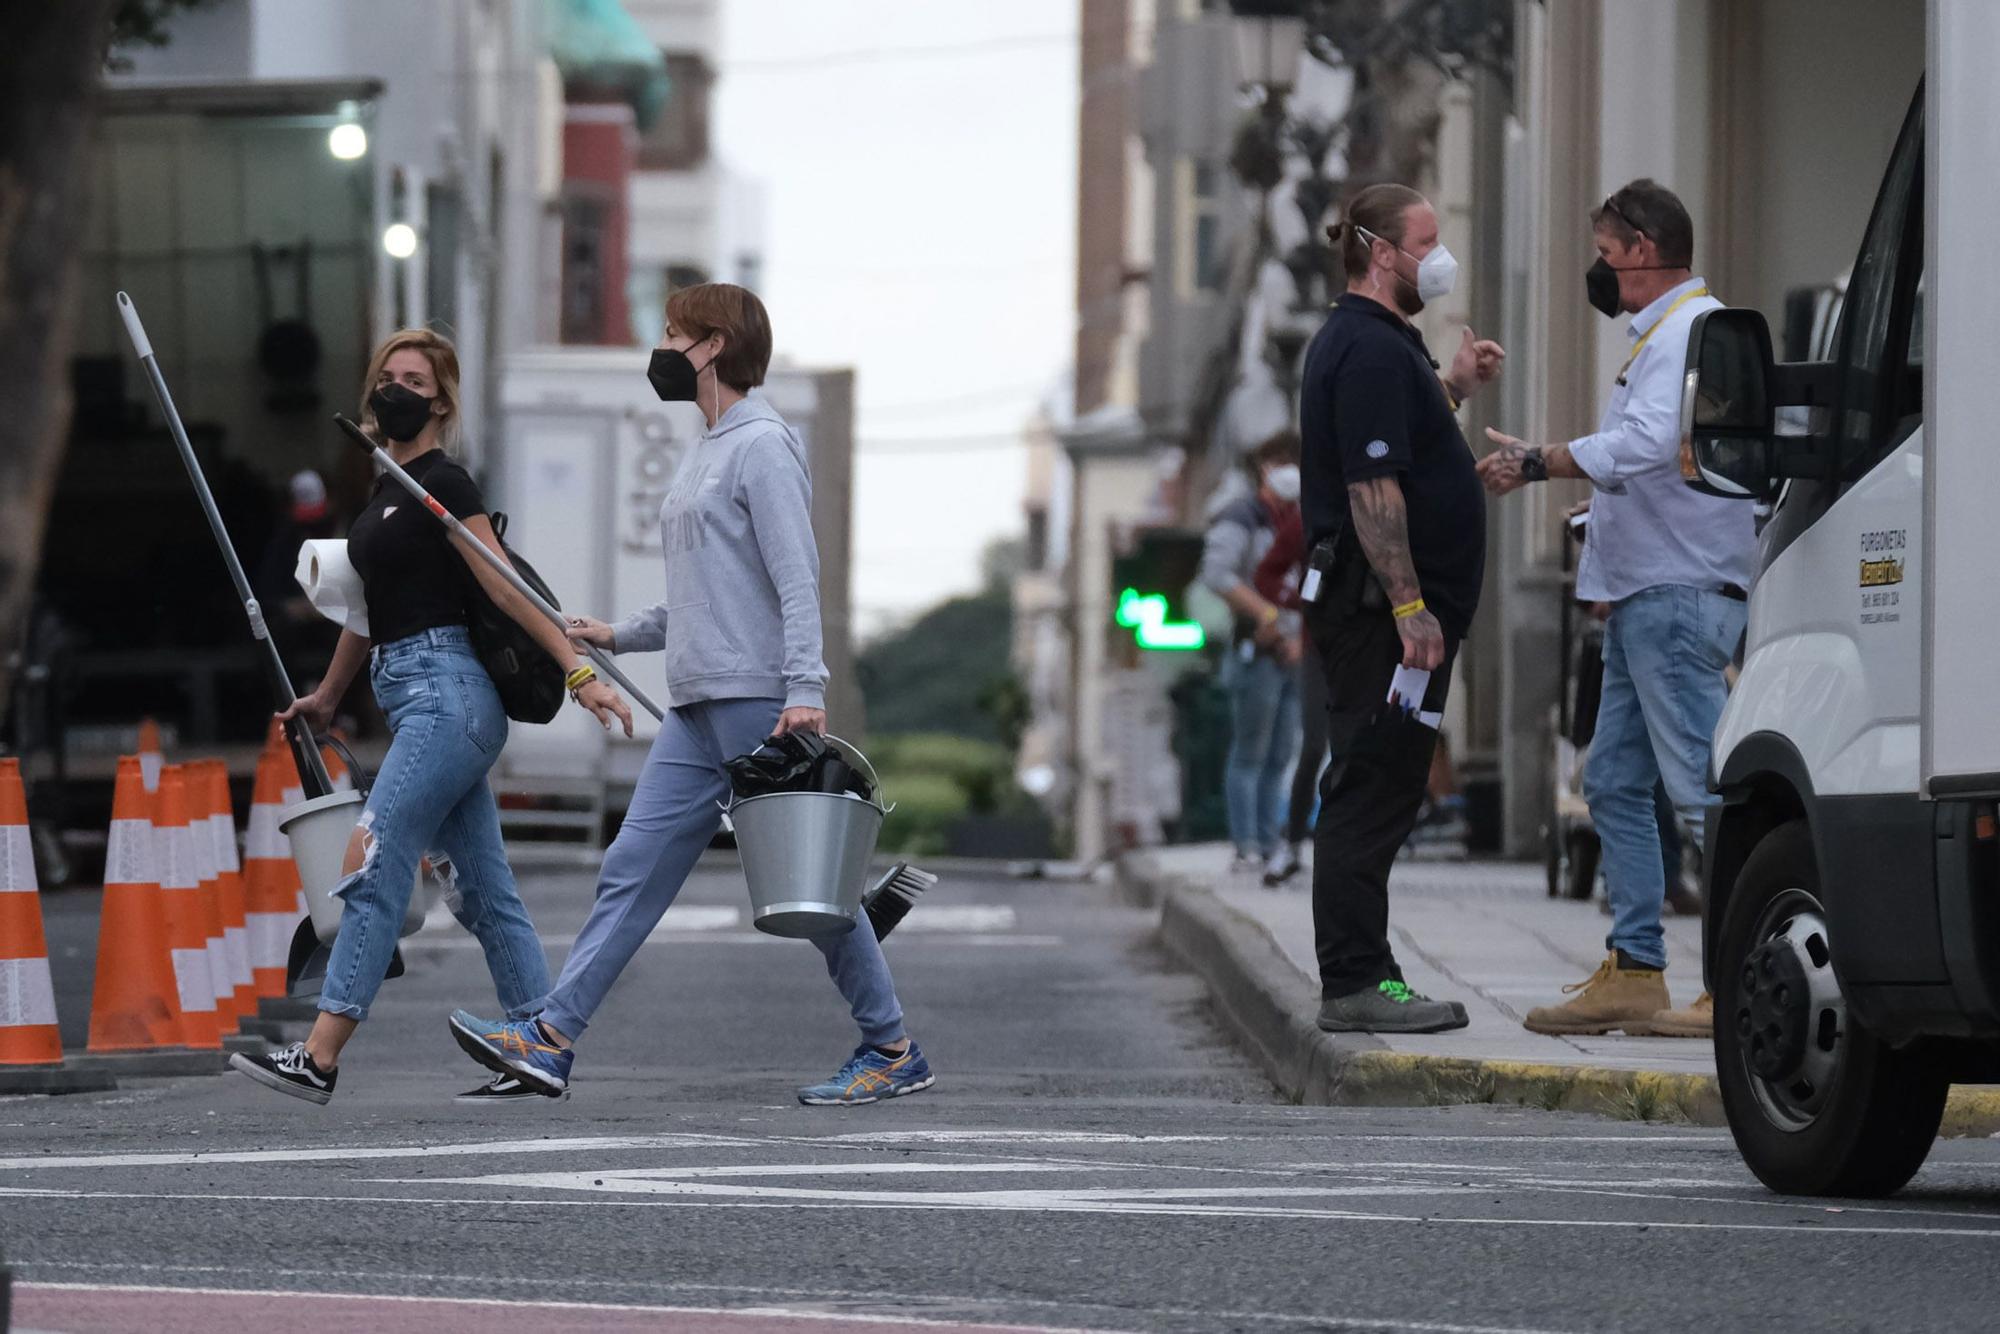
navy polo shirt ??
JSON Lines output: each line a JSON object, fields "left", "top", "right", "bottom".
{"left": 1298, "top": 294, "right": 1486, "bottom": 638}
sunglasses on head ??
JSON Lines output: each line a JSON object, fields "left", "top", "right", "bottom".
{"left": 1600, "top": 194, "right": 1647, "bottom": 240}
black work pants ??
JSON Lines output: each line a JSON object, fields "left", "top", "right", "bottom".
{"left": 1306, "top": 598, "right": 1459, "bottom": 999}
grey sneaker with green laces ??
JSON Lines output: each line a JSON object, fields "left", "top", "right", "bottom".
{"left": 1318, "top": 979, "right": 1469, "bottom": 1034}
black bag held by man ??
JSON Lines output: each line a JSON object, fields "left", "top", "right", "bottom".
{"left": 458, "top": 511, "right": 566, "bottom": 724}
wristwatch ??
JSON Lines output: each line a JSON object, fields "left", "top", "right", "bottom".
{"left": 1519, "top": 447, "right": 1549, "bottom": 483}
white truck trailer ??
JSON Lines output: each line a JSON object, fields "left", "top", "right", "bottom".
{"left": 1679, "top": 0, "right": 2000, "bottom": 1195}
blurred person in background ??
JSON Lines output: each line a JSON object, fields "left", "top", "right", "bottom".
{"left": 1200, "top": 430, "right": 1304, "bottom": 878}
{"left": 1250, "top": 486, "right": 1319, "bottom": 887}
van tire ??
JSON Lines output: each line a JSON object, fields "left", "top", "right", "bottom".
{"left": 1714, "top": 820, "right": 1947, "bottom": 1197}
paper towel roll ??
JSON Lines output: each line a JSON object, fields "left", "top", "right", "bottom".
{"left": 295, "top": 539, "right": 369, "bottom": 637}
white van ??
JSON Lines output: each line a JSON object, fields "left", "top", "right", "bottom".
{"left": 1679, "top": 2, "right": 1999, "bottom": 1196}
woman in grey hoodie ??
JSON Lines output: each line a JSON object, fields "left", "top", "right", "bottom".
{"left": 447, "top": 284, "right": 932, "bottom": 1106}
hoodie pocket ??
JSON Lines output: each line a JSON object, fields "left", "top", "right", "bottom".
{"left": 663, "top": 601, "right": 744, "bottom": 680}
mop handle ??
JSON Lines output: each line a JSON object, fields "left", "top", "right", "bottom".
{"left": 332, "top": 415, "right": 666, "bottom": 722}
{"left": 116, "top": 292, "right": 334, "bottom": 797}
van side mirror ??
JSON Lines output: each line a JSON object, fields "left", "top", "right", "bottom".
{"left": 1680, "top": 308, "right": 1780, "bottom": 500}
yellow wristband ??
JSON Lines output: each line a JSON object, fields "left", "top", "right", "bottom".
{"left": 565, "top": 664, "right": 597, "bottom": 692}
{"left": 1392, "top": 598, "right": 1427, "bottom": 621}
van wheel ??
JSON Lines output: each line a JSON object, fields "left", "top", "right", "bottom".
{"left": 1714, "top": 820, "right": 1947, "bottom": 1197}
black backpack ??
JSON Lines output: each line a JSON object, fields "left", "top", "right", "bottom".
{"left": 456, "top": 512, "right": 566, "bottom": 724}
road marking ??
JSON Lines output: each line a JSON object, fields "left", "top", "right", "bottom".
{"left": 403, "top": 1165, "right": 1483, "bottom": 1207}
{"left": 13, "top": 1282, "right": 1108, "bottom": 1333}
{"left": 890, "top": 906, "right": 1016, "bottom": 933}
{"left": 0, "top": 1133, "right": 754, "bottom": 1173}
{"left": 818, "top": 1130, "right": 1236, "bottom": 1146}
{"left": 11, "top": 1268, "right": 1583, "bottom": 1334}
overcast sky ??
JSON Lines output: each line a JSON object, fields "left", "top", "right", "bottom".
{"left": 714, "top": 1, "right": 1078, "bottom": 641}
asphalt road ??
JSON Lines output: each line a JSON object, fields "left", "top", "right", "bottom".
{"left": 12, "top": 857, "right": 2000, "bottom": 1333}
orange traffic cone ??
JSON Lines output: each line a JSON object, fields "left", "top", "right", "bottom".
{"left": 199, "top": 761, "right": 257, "bottom": 1022}
{"left": 245, "top": 732, "right": 306, "bottom": 997}
{"left": 86, "top": 757, "right": 180, "bottom": 1053}
{"left": 137, "top": 717, "right": 164, "bottom": 792}
{"left": 155, "top": 766, "right": 221, "bottom": 1050}
{"left": 0, "top": 759, "right": 115, "bottom": 1093}
{"left": 322, "top": 733, "right": 355, "bottom": 792}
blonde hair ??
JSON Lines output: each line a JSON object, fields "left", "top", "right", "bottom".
{"left": 360, "top": 328, "right": 462, "bottom": 449}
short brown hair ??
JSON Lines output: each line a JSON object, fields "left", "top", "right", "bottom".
{"left": 1593, "top": 179, "right": 1694, "bottom": 267}
{"left": 360, "top": 328, "right": 461, "bottom": 449}
{"left": 1250, "top": 429, "right": 1300, "bottom": 468}
{"left": 665, "top": 282, "right": 773, "bottom": 393}
{"left": 1328, "top": 183, "right": 1427, "bottom": 278}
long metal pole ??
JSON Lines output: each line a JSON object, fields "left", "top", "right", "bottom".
{"left": 116, "top": 292, "right": 335, "bottom": 797}
{"left": 333, "top": 414, "right": 667, "bottom": 721}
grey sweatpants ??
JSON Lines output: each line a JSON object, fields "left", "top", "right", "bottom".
{"left": 536, "top": 696, "right": 907, "bottom": 1047}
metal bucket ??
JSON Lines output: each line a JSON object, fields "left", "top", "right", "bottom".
{"left": 280, "top": 790, "right": 431, "bottom": 943}
{"left": 729, "top": 736, "right": 887, "bottom": 939}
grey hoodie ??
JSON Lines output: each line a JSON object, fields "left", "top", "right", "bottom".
{"left": 611, "top": 397, "right": 829, "bottom": 710}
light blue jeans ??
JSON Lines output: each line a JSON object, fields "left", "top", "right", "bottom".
{"left": 1586, "top": 586, "right": 1746, "bottom": 970}
{"left": 1224, "top": 649, "right": 1302, "bottom": 858}
{"left": 536, "top": 697, "right": 906, "bottom": 1047}
{"left": 320, "top": 627, "right": 551, "bottom": 1021}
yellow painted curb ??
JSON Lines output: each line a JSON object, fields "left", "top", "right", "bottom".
{"left": 1331, "top": 1051, "right": 2000, "bottom": 1136}
{"left": 1331, "top": 1051, "right": 1725, "bottom": 1125}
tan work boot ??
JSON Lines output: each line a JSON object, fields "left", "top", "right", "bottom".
{"left": 1630, "top": 991, "right": 1713, "bottom": 1038}
{"left": 1523, "top": 952, "right": 1670, "bottom": 1035}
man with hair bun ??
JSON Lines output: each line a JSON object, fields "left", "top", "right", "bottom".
{"left": 1296, "top": 183, "right": 1504, "bottom": 1034}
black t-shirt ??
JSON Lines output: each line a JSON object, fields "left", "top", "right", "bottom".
{"left": 1299, "top": 295, "right": 1486, "bottom": 638}
{"left": 345, "top": 448, "right": 487, "bottom": 646}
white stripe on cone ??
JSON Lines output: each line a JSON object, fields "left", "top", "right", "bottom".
{"left": 209, "top": 811, "right": 253, "bottom": 997}
{"left": 167, "top": 948, "right": 216, "bottom": 1015}
{"left": 156, "top": 820, "right": 216, "bottom": 1015}
{"left": 0, "top": 956, "right": 60, "bottom": 1028}
{"left": 105, "top": 818, "right": 155, "bottom": 887}
{"left": 0, "top": 824, "right": 34, "bottom": 893}
{"left": 188, "top": 801, "right": 231, "bottom": 1012}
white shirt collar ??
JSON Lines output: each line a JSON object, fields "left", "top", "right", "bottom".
{"left": 1627, "top": 275, "right": 1708, "bottom": 339}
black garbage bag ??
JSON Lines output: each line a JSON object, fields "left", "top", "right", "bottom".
{"left": 725, "top": 732, "right": 875, "bottom": 803}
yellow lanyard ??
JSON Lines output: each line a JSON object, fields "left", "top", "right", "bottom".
{"left": 1615, "top": 286, "right": 1709, "bottom": 386}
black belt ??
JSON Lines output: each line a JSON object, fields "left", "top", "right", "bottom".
{"left": 1719, "top": 584, "right": 1748, "bottom": 603}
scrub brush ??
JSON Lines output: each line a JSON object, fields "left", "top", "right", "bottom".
{"left": 863, "top": 862, "right": 938, "bottom": 940}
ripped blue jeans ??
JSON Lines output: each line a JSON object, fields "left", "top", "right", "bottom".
{"left": 318, "top": 626, "right": 551, "bottom": 1022}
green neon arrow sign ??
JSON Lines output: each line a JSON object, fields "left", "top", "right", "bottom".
{"left": 1116, "top": 587, "right": 1205, "bottom": 651}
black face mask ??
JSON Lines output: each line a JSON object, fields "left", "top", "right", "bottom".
{"left": 647, "top": 345, "right": 716, "bottom": 402}
{"left": 368, "top": 382, "right": 437, "bottom": 443}
{"left": 1586, "top": 255, "right": 1680, "bottom": 318}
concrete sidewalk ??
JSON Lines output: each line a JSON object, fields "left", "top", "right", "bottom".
{"left": 1126, "top": 842, "right": 2000, "bottom": 1134}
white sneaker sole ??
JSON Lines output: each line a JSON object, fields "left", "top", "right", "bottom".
{"left": 230, "top": 1052, "right": 332, "bottom": 1105}
{"left": 798, "top": 1073, "right": 936, "bottom": 1107}
{"left": 453, "top": 1088, "right": 573, "bottom": 1106}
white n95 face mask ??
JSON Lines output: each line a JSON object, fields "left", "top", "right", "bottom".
{"left": 1358, "top": 226, "right": 1459, "bottom": 305}
{"left": 1265, "top": 464, "right": 1302, "bottom": 502}
{"left": 1414, "top": 244, "right": 1459, "bottom": 303}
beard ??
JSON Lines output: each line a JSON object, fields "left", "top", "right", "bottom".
{"left": 1391, "top": 274, "right": 1425, "bottom": 317}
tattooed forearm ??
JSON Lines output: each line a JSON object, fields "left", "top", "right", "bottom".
{"left": 1346, "top": 476, "right": 1423, "bottom": 605}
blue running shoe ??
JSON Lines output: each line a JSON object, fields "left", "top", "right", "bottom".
{"left": 797, "top": 1042, "right": 935, "bottom": 1106}
{"left": 448, "top": 1009, "right": 573, "bottom": 1095}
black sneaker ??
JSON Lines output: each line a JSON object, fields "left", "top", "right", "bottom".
{"left": 1317, "top": 980, "right": 1470, "bottom": 1034}
{"left": 455, "top": 1072, "right": 571, "bottom": 1105}
{"left": 230, "top": 1041, "right": 337, "bottom": 1104}
{"left": 1262, "top": 843, "right": 1303, "bottom": 887}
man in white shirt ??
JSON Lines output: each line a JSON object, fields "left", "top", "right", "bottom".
{"left": 1478, "top": 179, "right": 1756, "bottom": 1038}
